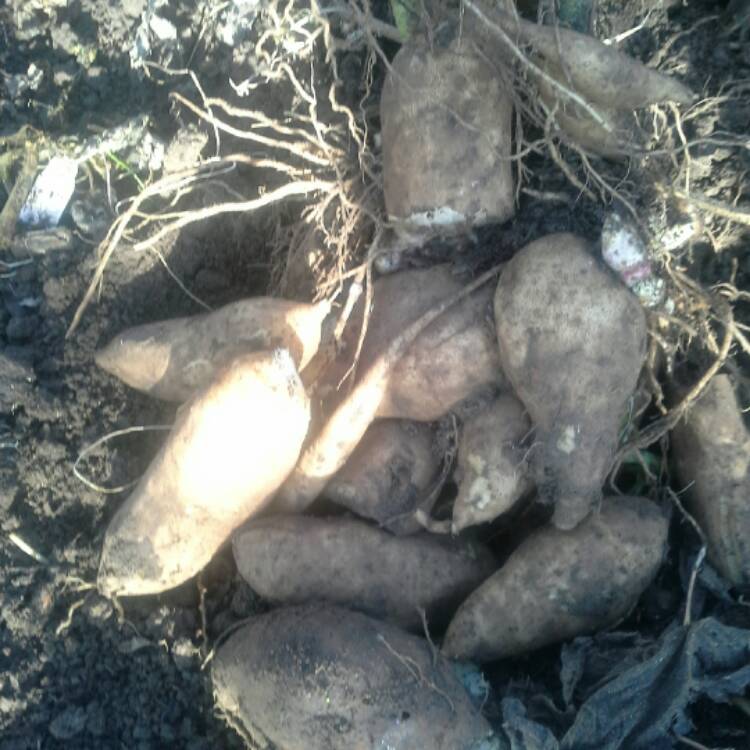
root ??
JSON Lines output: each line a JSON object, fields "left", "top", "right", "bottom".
{"left": 613, "top": 288, "right": 735, "bottom": 471}
{"left": 8, "top": 532, "right": 50, "bottom": 565}
{"left": 66, "top": 1, "right": 383, "bottom": 334}
{"left": 55, "top": 596, "right": 86, "bottom": 636}
{"left": 377, "top": 633, "right": 456, "bottom": 713}
{"left": 74, "top": 425, "right": 173, "bottom": 494}
{"left": 672, "top": 190, "right": 750, "bottom": 228}
{"left": 667, "top": 488, "right": 707, "bottom": 627}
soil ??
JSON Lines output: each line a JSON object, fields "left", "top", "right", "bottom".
{"left": 0, "top": 0, "right": 748, "bottom": 749}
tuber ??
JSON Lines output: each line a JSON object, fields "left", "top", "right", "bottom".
{"left": 212, "top": 604, "right": 499, "bottom": 750}
{"left": 672, "top": 374, "right": 750, "bottom": 585}
{"left": 443, "top": 496, "right": 669, "bottom": 662}
{"left": 328, "top": 265, "right": 506, "bottom": 423}
{"left": 95, "top": 296, "right": 329, "bottom": 401}
{"left": 97, "top": 349, "right": 310, "bottom": 597}
{"left": 381, "top": 33, "right": 515, "bottom": 236}
{"left": 233, "top": 515, "right": 497, "bottom": 630}
{"left": 275, "top": 264, "right": 502, "bottom": 514}
{"left": 324, "top": 419, "right": 441, "bottom": 535}
{"left": 493, "top": 233, "right": 647, "bottom": 529}
{"left": 452, "top": 394, "right": 534, "bottom": 533}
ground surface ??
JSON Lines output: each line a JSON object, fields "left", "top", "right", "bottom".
{"left": 0, "top": 0, "right": 749, "bottom": 748}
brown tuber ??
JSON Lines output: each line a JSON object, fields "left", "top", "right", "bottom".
{"left": 232, "top": 515, "right": 497, "bottom": 630}
{"left": 532, "top": 61, "right": 643, "bottom": 159}
{"left": 324, "top": 419, "right": 441, "bottom": 535}
{"left": 466, "top": 1, "right": 694, "bottom": 111}
{"left": 329, "top": 265, "right": 506, "bottom": 423}
{"left": 97, "top": 350, "right": 310, "bottom": 597}
{"left": 381, "top": 33, "right": 515, "bottom": 238}
{"left": 275, "top": 264, "right": 503, "bottom": 515}
{"left": 212, "top": 604, "right": 497, "bottom": 750}
{"left": 442, "top": 496, "right": 669, "bottom": 662}
{"left": 493, "top": 233, "right": 647, "bottom": 529}
{"left": 95, "top": 296, "right": 329, "bottom": 401}
{"left": 672, "top": 374, "right": 750, "bottom": 585}
{"left": 452, "top": 394, "right": 534, "bottom": 533}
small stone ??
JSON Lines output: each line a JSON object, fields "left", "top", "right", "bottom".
{"left": 82, "top": 594, "right": 113, "bottom": 624}
{"left": 11, "top": 227, "right": 74, "bottom": 258}
{"left": 171, "top": 637, "right": 199, "bottom": 671}
{"left": 53, "top": 66, "right": 78, "bottom": 87}
{"left": 0, "top": 468, "right": 18, "bottom": 512}
{"left": 144, "top": 605, "right": 175, "bottom": 639}
{"left": 30, "top": 584, "right": 55, "bottom": 619}
{"left": 50, "top": 706, "right": 87, "bottom": 740}
{"left": 70, "top": 198, "right": 111, "bottom": 239}
{"left": 117, "top": 636, "right": 153, "bottom": 655}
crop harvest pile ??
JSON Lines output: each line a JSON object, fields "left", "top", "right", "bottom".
{"left": 4, "top": 0, "right": 748, "bottom": 747}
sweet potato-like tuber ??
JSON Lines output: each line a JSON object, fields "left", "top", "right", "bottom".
{"left": 97, "top": 350, "right": 310, "bottom": 597}
{"left": 329, "top": 265, "right": 506, "bottom": 422}
{"left": 95, "top": 296, "right": 329, "bottom": 401}
{"left": 672, "top": 374, "right": 750, "bottom": 585}
{"left": 325, "top": 419, "right": 441, "bottom": 535}
{"left": 275, "top": 264, "right": 503, "bottom": 514}
{"left": 233, "top": 515, "right": 496, "bottom": 630}
{"left": 443, "top": 496, "right": 669, "bottom": 662}
{"left": 533, "top": 61, "right": 643, "bottom": 159}
{"left": 466, "top": 1, "right": 694, "bottom": 110}
{"left": 212, "top": 604, "right": 498, "bottom": 750}
{"left": 381, "top": 33, "right": 515, "bottom": 236}
{"left": 493, "top": 233, "right": 647, "bottom": 529}
{"left": 452, "top": 394, "right": 533, "bottom": 533}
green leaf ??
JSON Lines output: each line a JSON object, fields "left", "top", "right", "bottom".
{"left": 390, "top": 0, "right": 419, "bottom": 41}
{"left": 105, "top": 152, "right": 145, "bottom": 191}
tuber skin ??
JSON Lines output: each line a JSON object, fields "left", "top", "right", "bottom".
{"left": 442, "top": 496, "right": 669, "bottom": 662}
{"left": 324, "top": 419, "right": 441, "bottom": 535}
{"left": 212, "top": 604, "right": 498, "bottom": 750}
{"left": 452, "top": 393, "right": 534, "bottom": 533}
{"left": 493, "top": 233, "right": 647, "bottom": 529}
{"left": 97, "top": 350, "right": 310, "bottom": 597}
{"left": 381, "top": 33, "right": 515, "bottom": 236}
{"left": 275, "top": 264, "right": 503, "bottom": 514}
{"left": 232, "top": 515, "right": 497, "bottom": 630}
{"left": 327, "top": 265, "right": 506, "bottom": 422}
{"left": 95, "top": 297, "right": 330, "bottom": 402}
{"left": 672, "top": 374, "right": 750, "bottom": 585}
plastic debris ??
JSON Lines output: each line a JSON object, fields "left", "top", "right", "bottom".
{"left": 601, "top": 211, "right": 667, "bottom": 308}
{"left": 18, "top": 156, "right": 78, "bottom": 229}
{"left": 498, "top": 618, "right": 750, "bottom": 750}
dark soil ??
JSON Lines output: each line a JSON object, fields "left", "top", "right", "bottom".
{"left": 1, "top": 0, "right": 748, "bottom": 748}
